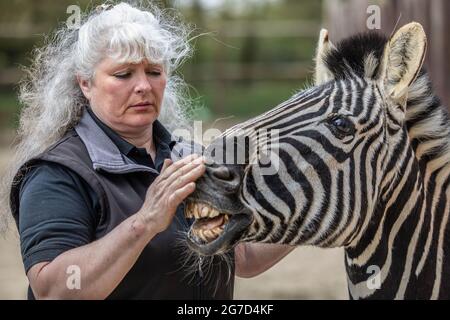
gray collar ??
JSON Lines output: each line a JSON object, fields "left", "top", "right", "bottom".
{"left": 75, "top": 109, "right": 159, "bottom": 175}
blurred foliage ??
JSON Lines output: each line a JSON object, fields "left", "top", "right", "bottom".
{"left": 0, "top": 0, "right": 322, "bottom": 128}
{"left": 192, "top": 81, "right": 304, "bottom": 119}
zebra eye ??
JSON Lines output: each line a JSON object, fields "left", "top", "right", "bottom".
{"left": 327, "top": 115, "right": 355, "bottom": 137}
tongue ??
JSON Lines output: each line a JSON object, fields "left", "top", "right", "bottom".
{"left": 196, "top": 215, "right": 225, "bottom": 230}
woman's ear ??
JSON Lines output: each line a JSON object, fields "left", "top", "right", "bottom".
{"left": 379, "top": 22, "right": 427, "bottom": 111}
{"left": 77, "top": 75, "right": 92, "bottom": 100}
{"left": 314, "top": 29, "right": 335, "bottom": 85}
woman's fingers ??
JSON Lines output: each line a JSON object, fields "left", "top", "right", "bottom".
{"left": 168, "top": 182, "right": 196, "bottom": 207}
{"left": 160, "top": 158, "right": 172, "bottom": 173}
{"left": 159, "top": 154, "right": 200, "bottom": 181}
{"left": 164, "top": 156, "right": 205, "bottom": 187}
{"left": 168, "top": 161, "right": 206, "bottom": 190}
{"left": 140, "top": 155, "right": 204, "bottom": 232}
{"left": 152, "top": 154, "right": 205, "bottom": 210}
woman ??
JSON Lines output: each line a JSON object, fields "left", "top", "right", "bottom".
{"left": 0, "top": 2, "right": 294, "bottom": 299}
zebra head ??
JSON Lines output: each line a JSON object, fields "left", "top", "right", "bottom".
{"left": 185, "top": 22, "right": 427, "bottom": 256}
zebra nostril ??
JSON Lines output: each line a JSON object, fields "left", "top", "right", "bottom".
{"left": 212, "top": 166, "right": 233, "bottom": 181}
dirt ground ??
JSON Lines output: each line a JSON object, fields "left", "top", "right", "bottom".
{"left": 0, "top": 226, "right": 348, "bottom": 300}
{"left": 0, "top": 228, "right": 29, "bottom": 299}
{"left": 234, "top": 246, "right": 348, "bottom": 299}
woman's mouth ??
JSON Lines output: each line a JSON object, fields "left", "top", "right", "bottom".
{"left": 130, "top": 102, "right": 154, "bottom": 110}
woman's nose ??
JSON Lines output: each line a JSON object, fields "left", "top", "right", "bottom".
{"left": 134, "top": 73, "right": 152, "bottom": 94}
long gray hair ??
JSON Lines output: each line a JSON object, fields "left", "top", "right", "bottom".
{"left": 0, "top": 1, "right": 194, "bottom": 233}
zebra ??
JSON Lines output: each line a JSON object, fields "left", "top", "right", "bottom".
{"left": 183, "top": 22, "right": 450, "bottom": 299}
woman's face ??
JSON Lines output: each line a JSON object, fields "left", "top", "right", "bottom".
{"left": 79, "top": 57, "right": 167, "bottom": 135}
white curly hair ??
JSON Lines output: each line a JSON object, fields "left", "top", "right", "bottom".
{"left": 0, "top": 1, "right": 195, "bottom": 233}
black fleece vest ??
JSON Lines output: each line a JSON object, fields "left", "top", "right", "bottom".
{"left": 10, "top": 110, "right": 234, "bottom": 300}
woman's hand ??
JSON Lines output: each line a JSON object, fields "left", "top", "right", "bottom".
{"left": 137, "top": 153, "right": 205, "bottom": 234}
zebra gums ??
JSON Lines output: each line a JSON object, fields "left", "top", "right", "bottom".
{"left": 183, "top": 22, "right": 450, "bottom": 299}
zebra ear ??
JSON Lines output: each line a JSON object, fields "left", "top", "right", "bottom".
{"left": 380, "top": 22, "right": 427, "bottom": 105}
{"left": 314, "top": 29, "right": 335, "bottom": 85}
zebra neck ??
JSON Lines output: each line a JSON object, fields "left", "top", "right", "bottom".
{"left": 344, "top": 147, "right": 428, "bottom": 299}
{"left": 344, "top": 108, "right": 450, "bottom": 299}
{"left": 344, "top": 169, "right": 449, "bottom": 299}
{"left": 405, "top": 73, "right": 450, "bottom": 174}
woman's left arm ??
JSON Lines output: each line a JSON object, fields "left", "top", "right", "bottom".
{"left": 234, "top": 242, "right": 296, "bottom": 278}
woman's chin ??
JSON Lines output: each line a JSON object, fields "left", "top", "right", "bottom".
{"left": 125, "top": 113, "right": 158, "bottom": 129}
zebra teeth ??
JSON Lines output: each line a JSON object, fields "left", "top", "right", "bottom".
{"left": 185, "top": 203, "right": 194, "bottom": 219}
{"left": 190, "top": 204, "right": 221, "bottom": 219}
{"left": 203, "top": 229, "right": 215, "bottom": 240}
{"left": 211, "top": 227, "right": 223, "bottom": 237}
{"left": 200, "top": 206, "right": 210, "bottom": 218}
{"left": 193, "top": 205, "right": 200, "bottom": 219}
{"left": 209, "top": 208, "right": 220, "bottom": 218}
{"left": 198, "top": 227, "right": 223, "bottom": 242}
{"left": 186, "top": 203, "right": 229, "bottom": 227}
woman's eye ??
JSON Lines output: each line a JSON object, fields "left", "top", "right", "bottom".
{"left": 113, "top": 69, "right": 162, "bottom": 79}
{"left": 147, "top": 71, "right": 161, "bottom": 76}
{"left": 114, "top": 73, "right": 131, "bottom": 79}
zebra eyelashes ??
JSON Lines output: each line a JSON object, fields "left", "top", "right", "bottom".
{"left": 325, "top": 113, "right": 356, "bottom": 138}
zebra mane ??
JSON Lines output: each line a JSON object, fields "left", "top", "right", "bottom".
{"left": 323, "top": 31, "right": 450, "bottom": 169}
{"left": 323, "top": 31, "right": 387, "bottom": 80}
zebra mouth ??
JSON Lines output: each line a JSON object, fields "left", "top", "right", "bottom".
{"left": 185, "top": 202, "right": 229, "bottom": 242}
{"left": 185, "top": 201, "right": 252, "bottom": 256}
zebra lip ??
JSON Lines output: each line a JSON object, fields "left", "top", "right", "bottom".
{"left": 186, "top": 212, "right": 252, "bottom": 256}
